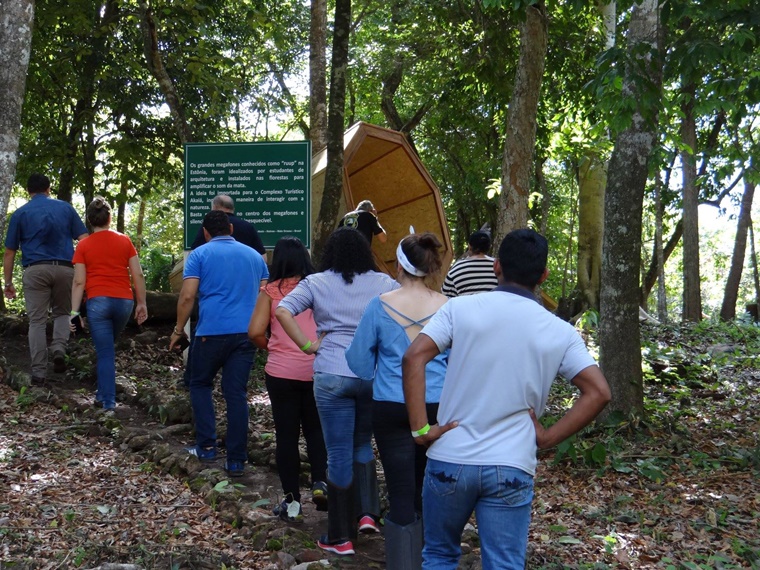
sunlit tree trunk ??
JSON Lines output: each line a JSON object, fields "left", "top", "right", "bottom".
{"left": 574, "top": 0, "right": 615, "bottom": 312}
{"left": 654, "top": 177, "right": 668, "bottom": 321}
{"left": 309, "top": 0, "right": 328, "bottom": 154}
{"left": 311, "top": 0, "right": 351, "bottom": 264}
{"left": 599, "top": 0, "right": 661, "bottom": 420}
{"left": 681, "top": 85, "right": 701, "bottom": 321}
{"left": 495, "top": 1, "right": 547, "bottom": 242}
{"left": 720, "top": 176, "right": 755, "bottom": 320}
{"left": 0, "top": 0, "right": 35, "bottom": 313}
{"left": 0, "top": 0, "right": 35, "bottom": 237}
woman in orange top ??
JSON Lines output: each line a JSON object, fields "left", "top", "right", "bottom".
{"left": 71, "top": 197, "right": 147, "bottom": 411}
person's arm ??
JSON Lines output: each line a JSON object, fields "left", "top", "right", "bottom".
{"left": 403, "top": 334, "right": 458, "bottom": 446}
{"left": 274, "top": 305, "right": 320, "bottom": 355}
{"left": 372, "top": 209, "right": 388, "bottom": 243}
{"left": 70, "top": 263, "right": 87, "bottom": 330}
{"left": 529, "top": 365, "right": 611, "bottom": 449}
{"left": 248, "top": 292, "right": 272, "bottom": 350}
{"left": 345, "top": 303, "right": 378, "bottom": 379}
{"left": 128, "top": 255, "right": 148, "bottom": 325}
{"left": 3, "top": 249, "right": 17, "bottom": 299}
{"left": 76, "top": 233, "right": 88, "bottom": 241}
{"left": 170, "top": 278, "right": 199, "bottom": 350}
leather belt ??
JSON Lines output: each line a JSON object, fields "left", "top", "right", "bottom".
{"left": 24, "top": 260, "right": 74, "bottom": 268}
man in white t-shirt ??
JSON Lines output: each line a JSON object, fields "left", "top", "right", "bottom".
{"left": 402, "top": 229, "right": 611, "bottom": 569}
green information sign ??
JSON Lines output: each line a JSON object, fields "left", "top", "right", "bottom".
{"left": 184, "top": 141, "right": 311, "bottom": 249}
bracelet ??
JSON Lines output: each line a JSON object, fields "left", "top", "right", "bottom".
{"left": 411, "top": 423, "right": 431, "bottom": 438}
{"left": 300, "top": 340, "right": 312, "bottom": 352}
{"left": 173, "top": 326, "right": 184, "bottom": 335}
{"left": 70, "top": 311, "right": 80, "bottom": 317}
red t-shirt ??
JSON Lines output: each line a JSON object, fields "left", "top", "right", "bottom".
{"left": 72, "top": 230, "right": 137, "bottom": 300}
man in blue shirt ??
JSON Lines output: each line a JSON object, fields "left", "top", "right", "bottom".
{"left": 170, "top": 210, "right": 269, "bottom": 477}
{"left": 3, "top": 174, "right": 88, "bottom": 382}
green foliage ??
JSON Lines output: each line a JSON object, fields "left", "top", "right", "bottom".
{"left": 140, "top": 247, "right": 175, "bottom": 292}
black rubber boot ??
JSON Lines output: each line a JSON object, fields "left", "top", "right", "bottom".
{"left": 354, "top": 460, "right": 381, "bottom": 533}
{"left": 384, "top": 516, "right": 423, "bottom": 570}
{"left": 317, "top": 480, "right": 356, "bottom": 554}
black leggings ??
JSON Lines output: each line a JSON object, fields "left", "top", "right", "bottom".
{"left": 266, "top": 373, "right": 327, "bottom": 501}
{"left": 372, "top": 399, "right": 438, "bottom": 526}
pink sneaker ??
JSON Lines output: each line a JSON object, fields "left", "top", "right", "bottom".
{"left": 317, "top": 537, "right": 355, "bottom": 555}
{"left": 358, "top": 514, "right": 381, "bottom": 533}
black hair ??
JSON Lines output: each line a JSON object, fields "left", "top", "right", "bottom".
{"left": 202, "top": 210, "right": 231, "bottom": 237}
{"left": 27, "top": 173, "right": 50, "bottom": 194}
{"left": 399, "top": 232, "right": 443, "bottom": 282}
{"left": 269, "top": 236, "right": 315, "bottom": 291}
{"left": 86, "top": 196, "right": 112, "bottom": 227}
{"left": 498, "top": 229, "right": 548, "bottom": 288}
{"left": 319, "top": 227, "right": 377, "bottom": 283}
{"left": 468, "top": 231, "right": 492, "bottom": 255}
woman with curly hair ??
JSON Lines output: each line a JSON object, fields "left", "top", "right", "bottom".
{"left": 276, "top": 227, "right": 398, "bottom": 556}
{"left": 248, "top": 237, "right": 327, "bottom": 522}
{"left": 346, "top": 232, "right": 448, "bottom": 569}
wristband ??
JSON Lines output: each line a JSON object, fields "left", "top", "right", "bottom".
{"left": 173, "top": 326, "right": 184, "bottom": 336}
{"left": 411, "top": 423, "right": 431, "bottom": 438}
{"left": 70, "top": 311, "right": 80, "bottom": 317}
{"left": 300, "top": 340, "right": 312, "bottom": 352}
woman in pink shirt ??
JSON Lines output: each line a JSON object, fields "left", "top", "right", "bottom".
{"left": 248, "top": 237, "right": 327, "bottom": 522}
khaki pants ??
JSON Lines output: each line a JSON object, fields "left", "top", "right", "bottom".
{"left": 22, "top": 264, "right": 73, "bottom": 378}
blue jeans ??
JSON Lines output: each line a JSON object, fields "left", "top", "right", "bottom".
{"left": 87, "top": 296, "right": 133, "bottom": 409}
{"left": 422, "top": 459, "right": 534, "bottom": 570}
{"left": 188, "top": 333, "right": 254, "bottom": 462}
{"left": 312, "top": 372, "right": 374, "bottom": 487}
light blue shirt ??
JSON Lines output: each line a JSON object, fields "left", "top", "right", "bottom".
{"left": 346, "top": 296, "right": 447, "bottom": 403}
{"left": 278, "top": 270, "right": 398, "bottom": 377}
{"left": 184, "top": 236, "right": 269, "bottom": 336}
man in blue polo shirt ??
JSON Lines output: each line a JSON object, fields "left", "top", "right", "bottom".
{"left": 3, "top": 174, "right": 88, "bottom": 382}
{"left": 170, "top": 210, "right": 268, "bottom": 477}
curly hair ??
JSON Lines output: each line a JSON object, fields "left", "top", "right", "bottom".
{"left": 268, "top": 236, "right": 315, "bottom": 292}
{"left": 319, "top": 227, "right": 377, "bottom": 283}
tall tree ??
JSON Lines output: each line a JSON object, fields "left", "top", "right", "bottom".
{"left": 0, "top": 0, "right": 35, "bottom": 242}
{"left": 680, "top": 83, "right": 701, "bottom": 321}
{"left": 599, "top": 0, "right": 662, "bottom": 419}
{"left": 720, "top": 174, "right": 756, "bottom": 320}
{"left": 311, "top": 0, "right": 351, "bottom": 262}
{"left": 309, "top": 0, "right": 328, "bottom": 153}
{"left": 495, "top": 0, "right": 548, "bottom": 241}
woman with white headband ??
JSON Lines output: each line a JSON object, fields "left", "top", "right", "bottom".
{"left": 346, "top": 232, "right": 448, "bottom": 569}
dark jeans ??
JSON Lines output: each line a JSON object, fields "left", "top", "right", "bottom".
{"left": 372, "top": 399, "right": 439, "bottom": 526}
{"left": 266, "top": 373, "right": 327, "bottom": 501}
{"left": 188, "top": 333, "right": 254, "bottom": 462}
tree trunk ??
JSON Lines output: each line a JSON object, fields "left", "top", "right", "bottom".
{"left": 720, "top": 177, "right": 756, "bottom": 320}
{"left": 139, "top": 2, "right": 193, "bottom": 144}
{"left": 311, "top": 0, "right": 351, "bottom": 264}
{"left": 750, "top": 221, "right": 760, "bottom": 316}
{"left": 494, "top": 1, "right": 548, "bottom": 243}
{"left": 574, "top": 0, "right": 614, "bottom": 313}
{"left": 309, "top": 0, "right": 328, "bottom": 154}
{"left": 0, "top": 0, "right": 35, "bottom": 313}
{"left": 135, "top": 196, "right": 147, "bottom": 254}
{"left": 681, "top": 85, "right": 701, "bottom": 321}
{"left": 654, "top": 177, "right": 668, "bottom": 321}
{"left": 0, "top": 0, "right": 35, "bottom": 240}
{"left": 599, "top": 0, "right": 661, "bottom": 420}
{"left": 575, "top": 153, "right": 606, "bottom": 310}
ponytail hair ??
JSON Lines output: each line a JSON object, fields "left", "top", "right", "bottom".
{"left": 399, "top": 232, "right": 443, "bottom": 286}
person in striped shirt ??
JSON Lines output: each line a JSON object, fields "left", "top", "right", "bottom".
{"left": 441, "top": 231, "right": 498, "bottom": 298}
